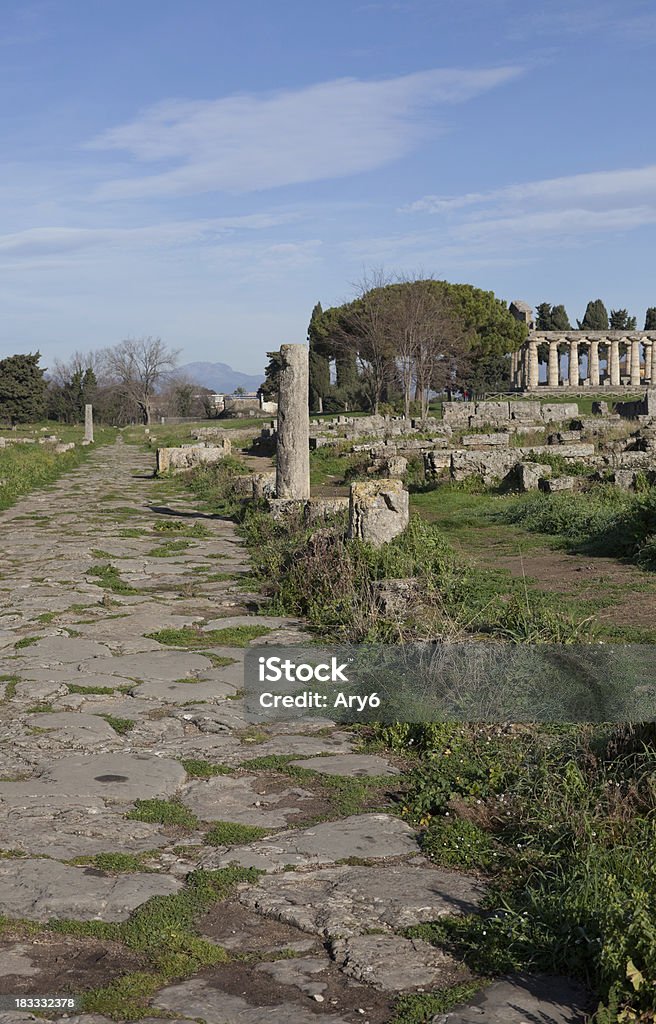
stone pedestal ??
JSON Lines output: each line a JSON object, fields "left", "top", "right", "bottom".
{"left": 84, "top": 404, "right": 94, "bottom": 443}
{"left": 348, "top": 480, "right": 409, "bottom": 547}
{"left": 276, "top": 344, "right": 310, "bottom": 500}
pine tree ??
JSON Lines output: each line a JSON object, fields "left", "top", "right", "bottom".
{"left": 307, "top": 302, "right": 331, "bottom": 412}
{"left": 577, "top": 300, "right": 608, "bottom": 330}
{"left": 551, "top": 304, "right": 572, "bottom": 330}
{"left": 645, "top": 308, "right": 656, "bottom": 330}
{"left": 535, "top": 302, "right": 553, "bottom": 330}
{"left": 609, "top": 309, "right": 637, "bottom": 331}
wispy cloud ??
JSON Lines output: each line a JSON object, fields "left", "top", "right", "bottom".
{"left": 87, "top": 67, "right": 523, "bottom": 199}
{"left": 402, "top": 164, "right": 656, "bottom": 248}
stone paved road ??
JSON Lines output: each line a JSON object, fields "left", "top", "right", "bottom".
{"left": 0, "top": 442, "right": 588, "bottom": 1022}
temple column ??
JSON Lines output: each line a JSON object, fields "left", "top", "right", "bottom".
{"left": 568, "top": 338, "right": 579, "bottom": 387}
{"left": 511, "top": 350, "right": 519, "bottom": 387}
{"left": 610, "top": 338, "right": 621, "bottom": 386}
{"left": 528, "top": 340, "right": 539, "bottom": 389}
{"left": 521, "top": 345, "right": 528, "bottom": 389}
{"left": 588, "top": 340, "right": 600, "bottom": 387}
{"left": 651, "top": 340, "right": 656, "bottom": 385}
{"left": 548, "top": 339, "right": 560, "bottom": 387}
{"left": 630, "top": 338, "right": 641, "bottom": 386}
{"left": 644, "top": 341, "right": 653, "bottom": 384}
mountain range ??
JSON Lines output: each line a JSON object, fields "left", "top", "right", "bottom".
{"left": 178, "top": 361, "right": 264, "bottom": 393}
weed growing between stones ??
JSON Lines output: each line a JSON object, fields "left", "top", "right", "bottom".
{"left": 87, "top": 563, "right": 139, "bottom": 595}
{"left": 101, "top": 715, "right": 136, "bottom": 735}
{"left": 180, "top": 759, "right": 233, "bottom": 778}
{"left": 126, "top": 799, "right": 199, "bottom": 828}
{"left": 146, "top": 625, "right": 271, "bottom": 648}
{"left": 204, "top": 821, "right": 270, "bottom": 845}
{"left": 68, "top": 683, "right": 133, "bottom": 695}
{"left": 377, "top": 722, "right": 656, "bottom": 1020}
{"left": 0, "top": 675, "right": 19, "bottom": 698}
{"left": 153, "top": 519, "right": 210, "bottom": 538}
{"left": 68, "top": 852, "right": 159, "bottom": 873}
{"left": 389, "top": 982, "right": 484, "bottom": 1023}
{"left": 146, "top": 538, "right": 193, "bottom": 557}
{"left": 14, "top": 635, "right": 40, "bottom": 648}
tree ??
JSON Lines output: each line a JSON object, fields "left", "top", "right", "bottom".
{"left": 260, "top": 350, "right": 283, "bottom": 400}
{"left": 308, "top": 302, "right": 332, "bottom": 412}
{"left": 577, "top": 299, "right": 608, "bottom": 330}
{"left": 645, "top": 308, "right": 656, "bottom": 331}
{"left": 233, "top": 386, "right": 247, "bottom": 396}
{"left": 0, "top": 353, "right": 46, "bottom": 424}
{"left": 104, "top": 337, "right": 179, "bottom": 425}
{"left": 535, "top": 302, "right": 553, "bottom": 331}
{"left": 609, "top": 308, "right": 637, "bottom": 331}
{"left": 535, "top": 302, "right": 571, "bottom": 331}
{"left": 468, "top": 352, "right": 512, "bottom": 395}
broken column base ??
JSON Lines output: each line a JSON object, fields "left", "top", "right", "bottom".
{"left": 348, "top": 479, "right": 410, "bottom": 547}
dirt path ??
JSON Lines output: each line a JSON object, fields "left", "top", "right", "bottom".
{"left": 0, "top": 442, "right": 586, "bottom": 1023}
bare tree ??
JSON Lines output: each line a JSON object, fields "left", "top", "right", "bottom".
{"left": 105, "top": 337, "right": 179, "bottom": 425}
{"left": 334, "top": 269, "right": 396, "bottom": 414}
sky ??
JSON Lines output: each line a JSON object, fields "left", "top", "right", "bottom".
{"left": 1, "top": 0, "right": 655, "bottom": 375}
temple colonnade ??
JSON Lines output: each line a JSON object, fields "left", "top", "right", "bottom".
{"left": 511, "top": 331, "right": 656, "bottom": 390}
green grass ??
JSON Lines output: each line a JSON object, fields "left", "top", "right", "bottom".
{"left": 146, "top": 625, "right": 271, "bottom": 648}
{"left": 204, "top": 821, "right": 270, "bottom": 845}
{"left": 68, "top": 682, "right": 133, "bottom": 695}
{"left": 0, "top": 675, "right": 19, "bottom": 699}
{"left": 390, "top": 983, "right": 484, "bottom": 1023}
{"left": 146, "top": 538, "right": 193, "bottom": 557}
{"left": 153, "top": 519, "right": 210, "bottom": 538}
{"left": 14, "top": 635, "right": 40, "bottom": 649}
{"left": 101, "top": 714, "right": 135, "bottom": 735}
{"left": 0, "top": 426, "right": 113, "bottom": 511}
{"left": 87, "top": 563, "right": 139, "bottom": 594}
{"left": 69, "top": 852, "right": 158, "bottom": 873}
{"left": 180, "top": 758, "right": 233, "bottom": 778}
{"left": 126, "top": 799, "right": 198, "bottom": 828}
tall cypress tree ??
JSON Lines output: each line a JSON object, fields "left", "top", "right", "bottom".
{"left": 645, "top": 308, "right": 656, "bottom": 330}
{"left": 578, "top": 300, "right": 609, "bottom": 330}
{"left": 307, "top": 302, "right": 331, "bottom": 412}
{"left": 551, "top": 305, "right": 572, "bottom": 330}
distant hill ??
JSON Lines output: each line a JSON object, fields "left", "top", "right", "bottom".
{"left": 178, "top": 361, "right": 264, "bottom": 393}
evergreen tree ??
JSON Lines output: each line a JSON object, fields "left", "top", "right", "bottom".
{"left": 551, "top": 304, "right": 572, "bottom": 330}
{"left": 577, "top": 299, "right": 608, "bottom": 330}
{"left": 260, "top": 351, "right": 283, "bottom": 399}
{"left": 609, "top": 309, "right": 637, "bottom": 331}
{"left": 307, "top": 302, "right": 331, "bottom": 412}
{"left": 0, "top": 352, "right": 46, "bottom": 424}
{"left": 645, "top": 307, "right": 656, "bottom": 330}
{"left": 535, "top": 302, "right": 554, "bottom": 330}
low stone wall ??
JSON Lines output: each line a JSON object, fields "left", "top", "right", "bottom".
{"left": 442, "top": 400, "right": 580, "bottom": 429}
{"left": 156, "top": 440, "right": 231, "bottom": 475}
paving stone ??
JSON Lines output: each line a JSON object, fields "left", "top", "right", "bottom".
{"left": 0, "top": 859, "right": 181, "bottom": 921}
{"left": 135, "top": 677, "right": 238, "bottom": 703}
{"left": 240, "top": 862, "right": 485, "bottom": 937}
{"left": 0, "top": 943, "right": 41, "bottom": 977}
{"left": 24, "top": 712, "right": 120, "bottom": 745}
{"left": 0, "top": 753, "right": 186, "bottom": 802}
{"left": 153, "top": 980, "right": 353, "bottom": 1023}
{"left": 433, "top": 974, "right": 590, "bottom": 1023}
{"left": 0, "top": 796, "right": 168, "bottom": 858}
{"left": 76, "top": 650, "right": 215, "bottom": 680}
{"left": 240, "top": 733, "right": 354, "bottom": 758}
{"left": 181, "top": 774, "right": 314, "bottom": 827}
{"left": 255, "top": 955, "right": 330, "bottom": 996}
{"left": 289, "top": 754, "right": 399, "bottom": 777}
{"left": 201, "top": 813, "right": 419, "bottom": 871}
{"left": 332, "top": 933, "right": 465, "bottom": 991}
{"left": 14, "top": 637, "right": 113, "bottom": 662}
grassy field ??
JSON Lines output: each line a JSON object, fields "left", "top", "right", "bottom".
{"left": 0, "top": 422, "right": 115, "bottom": 511}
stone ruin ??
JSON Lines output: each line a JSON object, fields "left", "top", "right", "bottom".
{"left": 156, "top": 438, "right": 231, "bottom": 474}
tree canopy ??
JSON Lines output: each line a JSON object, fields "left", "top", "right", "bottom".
{"left": 578, "top": 299, "right": 609, "bottom": 330}
{"left": 535, "top": 302, "right": 572, "bottom": 331}
{"left": 0, "top": 352, "right": 46, "bottom": 424}
{"left": 609, "top": 308, "right": 637, "bottom": 331}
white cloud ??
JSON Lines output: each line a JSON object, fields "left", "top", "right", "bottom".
{"left": 0, "top": 213, "right": 299, "bottom": 259}
{"left": 87, "top": 67, "right": 523, "bottom": 199}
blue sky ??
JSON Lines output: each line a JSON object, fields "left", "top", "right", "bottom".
{"left": 1, "top": 0, "right": 655, "bottom": 374}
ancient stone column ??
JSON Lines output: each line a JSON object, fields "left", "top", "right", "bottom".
{"left": 588, "top": 340, "right": 600, "bottom": 387}
{"left": 84, "top": 404, "right": 94, "bottom": 443}
{"left": 568, "top": 339, "right": 579, "bottom": 387}
{"left": 644, "top": 341, "right": 653, "bottom": 384}
{"left": 630, "top": 338, "right": 642, "bottom": 386}
{"left": 276, "top": 343, "right": 310, "bottom": 500}
{"left": 548, "top": 340, "right": 560, "bottom": 387}
{"left": 510, "top": 350, "right": 519, "bottom": 388}
{"left": 527, "top": 340, "right": 539, "bottom": 389}
{"left": 610, "top": 338, "right": 621, "bottom": 386}
{"left": 651, "top": 341, "right": 656, "bottom": 385}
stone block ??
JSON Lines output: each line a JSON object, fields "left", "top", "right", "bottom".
{"left": 348, "top": 479, "right": 409, "bottom": 547}
{"left": 461, "top": 432, "right": 511, "bottom": 447}
{"left": 267, "top": 498, "right": 306, "bottom": 521}
{"left": 303, "top": 497, "right": 349, "bottom": 525}
{"left": 508, "top": 401, "right": 541, "bottom": 421}
{"left": 548, "top": 430, "right": 582, "bottom": 444}
{"left": 514, "top": 462, "right": 552, "bottom": 492}
{"left": 592, "top": 400, "right": 609, "bottom": 415}
{"left": 156, "top": 441, "right": 231, "bottom": 474}
{"left": 424, "top": 451, "right": 451, "bottom": 478}
{"left": 539, "top": 476, "right": 576, "bottom": 492}
{"left": 252, "top": 471, "right": 276, "bottom": 499}
{"left": 54, "top": 442, "right": 75, "bottom": 453}
{"left": 441, "top": 402, "right": 475, "bottom": 425}
{"left": 450, "top": 450, "right": 520, "bottom": 484}
{"left": 540, "top": 402, "right": 580, "bottom": 422}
